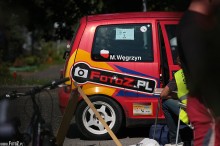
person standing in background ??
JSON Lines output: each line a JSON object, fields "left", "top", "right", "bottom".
{"left": 177, "top": 0, "right": 220, "bottom": 145}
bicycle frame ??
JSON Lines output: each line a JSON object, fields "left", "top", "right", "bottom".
{"left": 25, "top": 93, "right": 45, "bottom": 146}
{"left": 0, "top": 77, "right": 69, "bottom": 146}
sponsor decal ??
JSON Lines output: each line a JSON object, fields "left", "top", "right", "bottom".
{"left": 71, "top": 62, "right": 157, "bottom": 94}
{"left": 100, "top": 49, "right": 109, "bottom": 59}
{"left": 109, "top": 55, "right": 142, "bottom": 61}
{"left": 133, "top": 103, "right": 153, "bottom": 116}
{"left": 140, "top": 26, "right": 147, "bottom": 32}
{"left": 99, "top": 49, "right": 142, "bottom": 61}
{"left": 115, "top": 28, "right": 134, "bottom": 40}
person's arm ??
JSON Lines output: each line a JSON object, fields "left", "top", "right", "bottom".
{"left": 160, "top": 78, "right": 178, "bottom": 99}
{"left": 160, "top": 85, "right": 172, "bottom": 99}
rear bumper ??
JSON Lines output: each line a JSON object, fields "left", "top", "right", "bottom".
{"left": 58, "top": 86, "right": 71, "bottom": 114}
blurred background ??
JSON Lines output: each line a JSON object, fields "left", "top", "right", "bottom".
{"left": 0, "top": 0, "right": 190, "bottom": 85}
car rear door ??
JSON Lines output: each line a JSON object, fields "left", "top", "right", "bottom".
{"left": 82, "top": 19, "right": 159, "bottom": 97}
{"left": 159, "top": 21, "right": 180, "bottom": 83}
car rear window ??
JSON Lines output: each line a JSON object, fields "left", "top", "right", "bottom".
{"left": 92, "top": 24, "right": 153, "bottom": 62}
{"left": 165, "top": 24, "right": 179, "bottom": 65}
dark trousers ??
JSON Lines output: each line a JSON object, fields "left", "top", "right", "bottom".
{"left": 162, "top": 98, "right": 182, "bottom": 144}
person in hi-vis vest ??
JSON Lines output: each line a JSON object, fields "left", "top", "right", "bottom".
{"left": 160, "top": 56, "right": 191, "bottom": 146}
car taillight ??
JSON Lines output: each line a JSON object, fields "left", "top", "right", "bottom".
{"left": 64, "top": 85, "right": 71, "bottom": 93}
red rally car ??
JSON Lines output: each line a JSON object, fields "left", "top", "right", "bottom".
{"left": 59, "top": 11, "right": 182, "bottom": 140}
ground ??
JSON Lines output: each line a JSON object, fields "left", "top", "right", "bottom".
{"left": 17, "top": 64, "right": 64, "bottom": 82}
{"left": 0, "top": 64, "right": 193, "bottom": 146}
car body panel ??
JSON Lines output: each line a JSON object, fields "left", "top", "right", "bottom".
{"left": 59, "top": 11, "right": 182, "bottom": 127}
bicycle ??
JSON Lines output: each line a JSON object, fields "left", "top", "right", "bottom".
{"left": 0, "top": 77, "right": 70, "bottom": 146}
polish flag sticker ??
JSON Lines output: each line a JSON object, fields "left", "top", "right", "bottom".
{"left": 100, "top": 49, "right": 109, "bottom": 58}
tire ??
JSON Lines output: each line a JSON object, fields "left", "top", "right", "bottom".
{"left": 75, "top": 95, "right": 123, "bottom": 140}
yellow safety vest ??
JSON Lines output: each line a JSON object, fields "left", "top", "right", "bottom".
{"left": 174, "top": 69, "right": 189, "bottom": 124}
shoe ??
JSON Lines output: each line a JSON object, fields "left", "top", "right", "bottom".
{"left": 164, "top": 142, "right": 184, "bottom": 146}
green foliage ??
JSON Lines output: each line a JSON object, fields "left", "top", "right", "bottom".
{"left": 0, "top": 63, "right": 11, "bottom": 78}
{"left": 39, "top": 40, "right": 65, "bottom": 64}
{"left": 24, "top": 56, "right": 40, "bottom": 66}
{"left": 146, "top": 0, "right": 189, "bottom": 11}
{"left": 0, "top": 74, "right": 50, "bottom": 86}
{"left": 0, "top": 0, "right": 190, "bottom": 63}
{"left": 0, "top": 0, "right": 190, "bottom": 86}
{"left": 0, "top": 63, "right": 19, "bottom": 85}
{"left": 0, "top": 0, "right": 106, "bottom": 42}
{"left": 0, "top": 39, "right": 66, "bottom": 85}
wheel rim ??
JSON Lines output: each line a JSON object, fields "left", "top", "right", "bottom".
{"left": 82, "top": 101, "right": 116, "bottom": 135}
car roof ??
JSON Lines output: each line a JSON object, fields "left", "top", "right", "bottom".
{"left": 87, "top": 11, "right": 183, "bottom": 22}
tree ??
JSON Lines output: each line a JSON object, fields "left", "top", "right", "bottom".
{"left": 0, "top": 0, "right": 189, "bottom": 62}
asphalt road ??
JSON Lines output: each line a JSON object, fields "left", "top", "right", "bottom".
{"left": 0, "top": 86, "right": 151, "bottom": 146}
{"left": 0, "top": 64, "right": 194, "bottom": 146}
{"left": 64, "top": 123, "right": 150, "bottom": 146}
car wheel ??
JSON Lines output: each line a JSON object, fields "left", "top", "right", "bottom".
{"left": 75, "top": 95, "right": 123, "bottom": 140}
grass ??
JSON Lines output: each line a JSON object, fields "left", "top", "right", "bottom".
{"left": 0, "top": 75, "right": 52, "bottom": 86}
{"left": 0, "top": 40, "right": 67, "bottom": 86}
{"left": 0, "top": 61, "right": 64, "bottom": 86}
